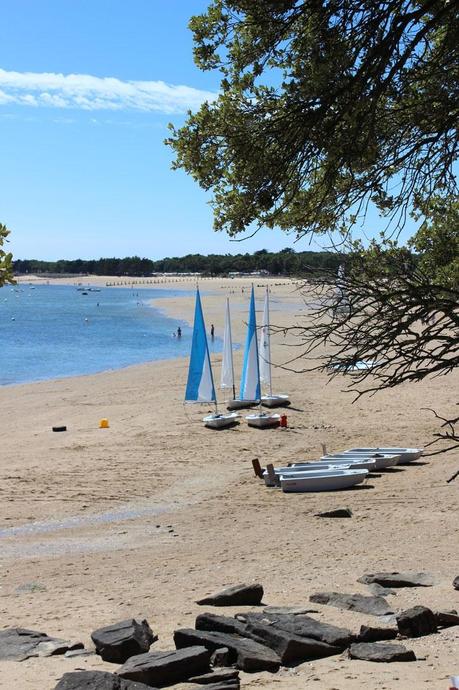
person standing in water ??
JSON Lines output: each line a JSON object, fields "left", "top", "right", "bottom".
{"left": 177, "top": 326, "right": 182, "bottom": 338}
{"left": 210, "top": 324, "right": 215, "bottom": 340}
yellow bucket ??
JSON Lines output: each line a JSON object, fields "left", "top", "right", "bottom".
{"left": 99, "top": 418, "right": 109, "bottom": 429}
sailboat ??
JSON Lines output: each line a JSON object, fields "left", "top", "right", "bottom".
{"left": 185, "top": 289, "right": 239, "bottom": 429}
{"left": 259, "top": 286, "right": 290, "bottom": 408}
{"left": 242, "top": 286, "right": 281, "bottom": 429}
{"left": 225, "top": 294, "right": 260, "bottom": 411}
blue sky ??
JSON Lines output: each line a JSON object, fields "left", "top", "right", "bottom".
{"left": 0, "top": 1, "right": 417, "bottom": 261}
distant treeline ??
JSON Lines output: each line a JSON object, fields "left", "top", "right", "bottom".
{"left": 13, "top": 249, "right": 344, "bottom": 277}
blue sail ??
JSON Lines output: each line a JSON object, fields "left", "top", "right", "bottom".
{"left": 185, "top": 289, "right": 217, "bottom": 403}
{"left": 240, "top": 285, "right": 261, "bottom": 401}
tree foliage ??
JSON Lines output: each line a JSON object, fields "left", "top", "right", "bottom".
{"left": 280, "top": 242, "right": 459, "bottom": 452}
{"left": 167, "top": 0, "right": 458, "bottom": 238}
{"left": 13, "top": 249, "right": 342, "bottom": 278}
{"left": 0, "top": 223, "right": 14, "bottom": 287}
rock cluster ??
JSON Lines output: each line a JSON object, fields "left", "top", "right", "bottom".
{"left": 3, "top": 574, "right": 457, "bottom": 689}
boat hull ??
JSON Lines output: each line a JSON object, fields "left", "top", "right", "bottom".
{"left": 263, "top": 463, "right": 342, "bottom": 487}
{"left": 203, "top": 412, "right": 240, "bottom": 429}
{"left": 246, "top": 413, "right": 281, "bottom": 428}
{"left": 280, "top": 469, "right": 368, "bottom": 493}
{"left": 261, "top": 394, "right": 291, "bottom": 408}
{"left": 344, "top": 447, "right": 423, "bottom": 465}
{"left": 226, "top": 399, "right": 259, "bottom": 411}
{"left": 323, "top": 453, "right": 399, "bottom": 470}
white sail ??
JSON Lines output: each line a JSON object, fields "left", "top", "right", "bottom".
{"left": 240, "top": 286, "right": 261, "bottom": 401}
{"left": 185, "top": 289, "right": 216, "bottom": 404}
{"left": 220, "top": 297, "right": 235, "bottom": 396}
{"left": 259, "top": 287, "right": 272, "bottom": 395}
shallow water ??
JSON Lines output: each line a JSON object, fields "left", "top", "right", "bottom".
{"left": 0, "top": 284, "right": 221, "bottom": 385}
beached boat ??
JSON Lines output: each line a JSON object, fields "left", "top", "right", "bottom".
{"left": 263, "top": 463, "right": 346, "bottom": 487}
{"left": 322, "top": 453, "right": 399, "bottom": 470}
{"left": 246, "top": 411, "right": 281, "bottom": 429}
{"left": 239, "top": 287, "right": 281, "bottom": 428}
{"left": 203, "top": 411, "right": 240, "bottom": 429}
{"left": 297, "top": 457, "right": 378, "bottom": 471}
{"left": 185, "top": 288, "right": 239, "bottom": 430}
{"left": 221, "top": 297, "right": 259, "bottom": 411}
{"left": 279, "top": 468, "right": 368, "bottom": 493}
{"left": 259, "top": 287, "right": 290, "bottom": 408}
{"left": 343, "top": 447, "right": 423, "bottom": 464}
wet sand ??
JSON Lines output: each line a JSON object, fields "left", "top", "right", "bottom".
{"left": 1, "top": 276, "right": 458, "bottom": 689}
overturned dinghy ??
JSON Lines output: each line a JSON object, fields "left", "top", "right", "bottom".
{"left": 344, "top": 447, "right": 423, "bottom": 465}
{"left": 280, "top": 468, "right": 368, "bottom": 493}
{"left": 322, "top": 453, "right": 399, "bottom": 470}
{"left": 299, "top": 457, "right": 378, "bottom": 471}
{"left": 263, "top": 463, "right": 342, "bottom": 487}
{"left": 203, "top": 411, "right": 240, "bottom": 429}
{"left": 246, "top": 412, "right": 281, "bottom": 429}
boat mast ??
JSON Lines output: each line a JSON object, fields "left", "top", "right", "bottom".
{"left": 221, "top": 296, "right": 236, "bottom": 400}
{"left": 259, "top": 286, "right": 273, "bottom": 397}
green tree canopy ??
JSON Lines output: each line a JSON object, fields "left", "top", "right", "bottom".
{"left": 167, "top": 0, "right": 458, "bottom": 238}
{"left": 0, "top": 223, "right": 14, "bottom": 286}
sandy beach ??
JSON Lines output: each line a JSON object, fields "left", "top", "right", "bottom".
{"left": 1, "top": 276, "right": 458, "bottom": 689}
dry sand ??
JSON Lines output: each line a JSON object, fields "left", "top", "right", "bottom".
{"left": 1, "top": 276, "right": 458, "bottom": 689}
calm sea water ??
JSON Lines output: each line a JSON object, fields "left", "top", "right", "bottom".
{"left": 0, "top": 284, "right": 218, "bottom": 386}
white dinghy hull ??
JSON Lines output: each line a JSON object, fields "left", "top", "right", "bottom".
{"left": 261, "top": 394, "right": 291, "bottom": 408}
{"left": 344, "top": 447, "right": 423, "bottom": 465}
{"left": 323, "top": 453, "right": 399, "bottom": 470}
{"left": 226, "top": 398, "right": 259, "bottom": 411}
{"left": 280, "top": 469, "right": 368, "bottom": 493}
{"left": 263, "top": 463, "right": 345, "bottom": 487}
{"left": 203, "top": 412, "right": 240, "bottom": 429}
{"left": 246, "top": 412, "right": 281, "bottom": 428}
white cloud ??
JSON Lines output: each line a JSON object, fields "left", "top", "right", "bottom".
{"left": 0, "top": 68, "right": 216, "bottom": 114}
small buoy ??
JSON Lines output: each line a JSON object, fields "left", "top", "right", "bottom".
{"left": 52, "top": 425, "right": 67, "bottom": 432}
{"left": 99, "top": 418, "right": 109, "bottom": 429}
{"left": 280, "top": 414, "right": 288, "bottom": 428}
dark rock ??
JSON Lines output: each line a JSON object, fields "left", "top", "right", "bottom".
{"left": 349, "top": 642, "right": 416, "bottom": 662}
{"left": 196, "top": 584, "right": 263, "bottom": 607}
{"left": 237, "top": 611, "right": 354, "bottom": 649}
{"left": 310, "top": 592, "right": 393, "bottom": 616}
{"left": 117, "top": 646, "right": 210, "bottom": 687}
{"left": 243, "top": 619, "right": 340, "bottom": 664}
{"left": 173, "top": 628, "right": 280, "bottom": 673}
{"left": 396, "top": 606, "right": 437, "bottom": 637}
{"left": 263, "top": 606, "right": 317, "bottom": 615}
{"left": 210, "top": 647, "right": 230, "bottom": 667}
{"left": 315, "top": 508, "right": 353, "bottom": 518}
{"left": 91, "top": 619, "right": 157, "bottom": 663}
{"left": 64, "top": 648, "right": 95, "bottom": 659}
{"left": 454, "top": 576, "right": 459, "bottom": 591}
{"left": 34, "top": 639, "right": 84, "bottom": 658}
{"left": 357, "top": 625, "right": 398, "bottom": 642}
{"left": 178, "top": 678, "right": 241, "bottom": 690}
{"left": 188, "top": 669, "right": 239, "bottom": 683}
{"left": 0, "top": 628, "right": 74, "bottom": 661}
{"left": 53, "top": 670, "right": 153, "bottom": 689}
{"left": 358, "top": 571, "right": 435, "bottom": 588}
{"left": 195, "top": 613, "right": 248, "bottom": 637}
{"left": 366, "top": 583, "right": 397, "bottom": 597}
{"left": 434, "top": 610, "right": 459, "bottom": 628}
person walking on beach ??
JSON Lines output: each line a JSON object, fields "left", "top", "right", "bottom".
{"left": 210, "top": 324, "right": 215, "bottom": 340}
